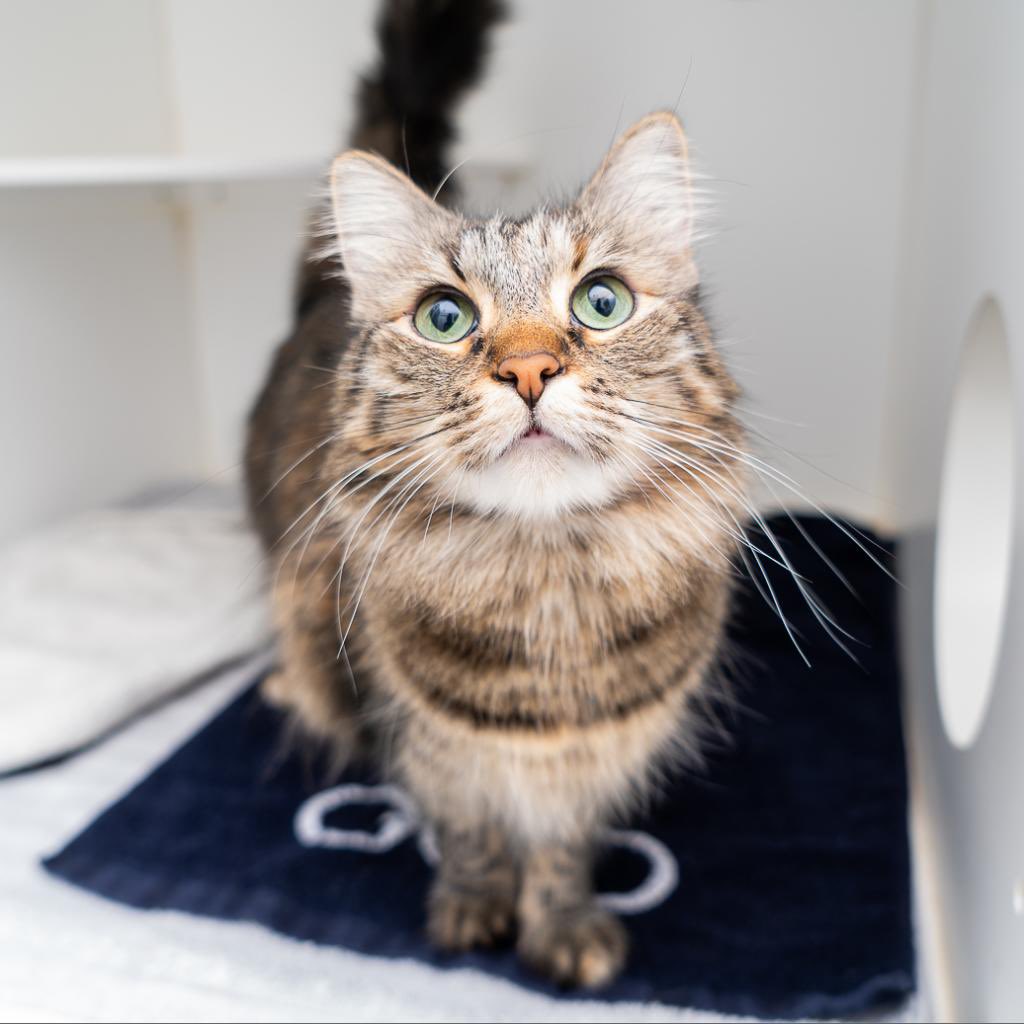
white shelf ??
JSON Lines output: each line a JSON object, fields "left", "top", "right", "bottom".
{"left": 0, "top": 155, "right": 326, "bottom": 189}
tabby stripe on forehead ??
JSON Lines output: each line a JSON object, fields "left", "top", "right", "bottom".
{"left": 447, "top": 249, "right": 467, "bottom": 283}
{"left": 571, "top": 236, "right": 589, "bottom": 274}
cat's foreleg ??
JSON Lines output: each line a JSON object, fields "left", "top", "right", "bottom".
{"left": 427, "top": 820, "right": 520, "bottom": 951}
{"left": 516, "top": 839, "right": 628, "bottom": 989}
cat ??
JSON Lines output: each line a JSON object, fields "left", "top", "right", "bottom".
{"left": 245, "top": 0, "right": 747, "bottom": 989}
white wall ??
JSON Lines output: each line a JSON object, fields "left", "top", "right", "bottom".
{"left": 885, "top": 3, "right": 1024, "bottom": 1019}
{"left": 182, "top": 179, "right": 319, "bottom": 470}
{"left": 160, "top": 0, "right": 376, "bottom": 163}
{"left": 0, "top": 1, "right": 174, "bottom": 158}
{"left": 0, "top": 187, "right": 201, "bottom": 542}
{"left": 0, "top": 1, "right": 200, "bottom": 541}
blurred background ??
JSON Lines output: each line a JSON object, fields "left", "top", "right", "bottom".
{"left": 0, "top": 1, "right": 1021, "bottom": 1020}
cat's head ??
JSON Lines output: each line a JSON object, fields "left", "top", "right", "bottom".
{"left": 326, "top": 112, "right": 739, "bottom": 521}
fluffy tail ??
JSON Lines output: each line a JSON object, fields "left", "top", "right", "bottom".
{"left": 351, "top": 0, "right": 506, "bottom": 195}
{"left": 297, "top": 0, "right": 505, "bottom": 315}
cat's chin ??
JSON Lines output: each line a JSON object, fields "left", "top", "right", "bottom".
{"left": 449, "top": 442, "right": 634, "bottom": 520}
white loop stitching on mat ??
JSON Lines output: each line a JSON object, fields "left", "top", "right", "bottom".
{"left": 293, "top": 783, "right": 421, "bottom": 853}
{"left": 595, "top": 828, "right": 679, "bottom": 914}
{"left": 293, "top": 784, "right": 680, "bottom": 915}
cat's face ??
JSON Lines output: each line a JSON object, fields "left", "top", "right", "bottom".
{"left": 327, "top": 113, "right": 739, "bottom": 520}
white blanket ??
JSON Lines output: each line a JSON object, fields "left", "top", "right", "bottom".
{"left": 0, "top": 487, "right": 271, "bottom": 774}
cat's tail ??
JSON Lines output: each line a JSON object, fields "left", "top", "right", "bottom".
{"left": 349, "top": 0, "right": 506, "bottom": 196}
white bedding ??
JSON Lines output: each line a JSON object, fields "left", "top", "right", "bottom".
{"left": 0, "top": 487, "right": 270, "bottom": 774}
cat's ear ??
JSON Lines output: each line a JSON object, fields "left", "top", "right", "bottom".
{"left": 328, "top": 151, "right": 458, "bottom": 321}
{"left": 577, "top": 112, "right": 698, "bottom": 290}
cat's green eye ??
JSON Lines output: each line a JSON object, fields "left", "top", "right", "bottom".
{"left": 413, "top": 291, "right": 477, "bottom": 344}
{"left": 571, "top": 275, "right": 635, "bottom": 330}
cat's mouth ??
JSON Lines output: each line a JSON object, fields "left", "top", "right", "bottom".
{"left": 521, "top": 426, "right": 550, "bottom": 442}
{"left": 495, "top": 421, "right": 567, "bottom": 461}
{"left": 516, "top": 418, "right": 570, "bottom": 451}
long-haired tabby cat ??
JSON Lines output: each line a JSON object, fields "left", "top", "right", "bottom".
{"left": 246, "top": 0, "right": 747, "bottom": 988}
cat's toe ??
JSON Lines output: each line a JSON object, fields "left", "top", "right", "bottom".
{"left": 428, "top": 885, "right": 516, "bottom": 952}
{"left": 518, "top": 906, "right": 628, "bottom": 989}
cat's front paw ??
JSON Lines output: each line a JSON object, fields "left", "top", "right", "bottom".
{"left": 428, "top": 883, "right": 516, "bottom": 952}
{"left": 517, "top": 906, "right": 628, "bottom": 989}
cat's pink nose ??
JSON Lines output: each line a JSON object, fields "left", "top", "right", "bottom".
{"left": 496, "top": 351, "right": 562, "bottom": 407}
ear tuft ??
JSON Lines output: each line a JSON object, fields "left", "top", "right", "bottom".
{"left": 578, "top": 112, "right": 698, "bottom": 286}
{"left": 328, "top": 152, "right": 458, "bottom": 321}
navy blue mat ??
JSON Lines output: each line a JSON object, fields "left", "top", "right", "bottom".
{"left": 44, "top": 516, "right": 913, "bottom": 1019}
